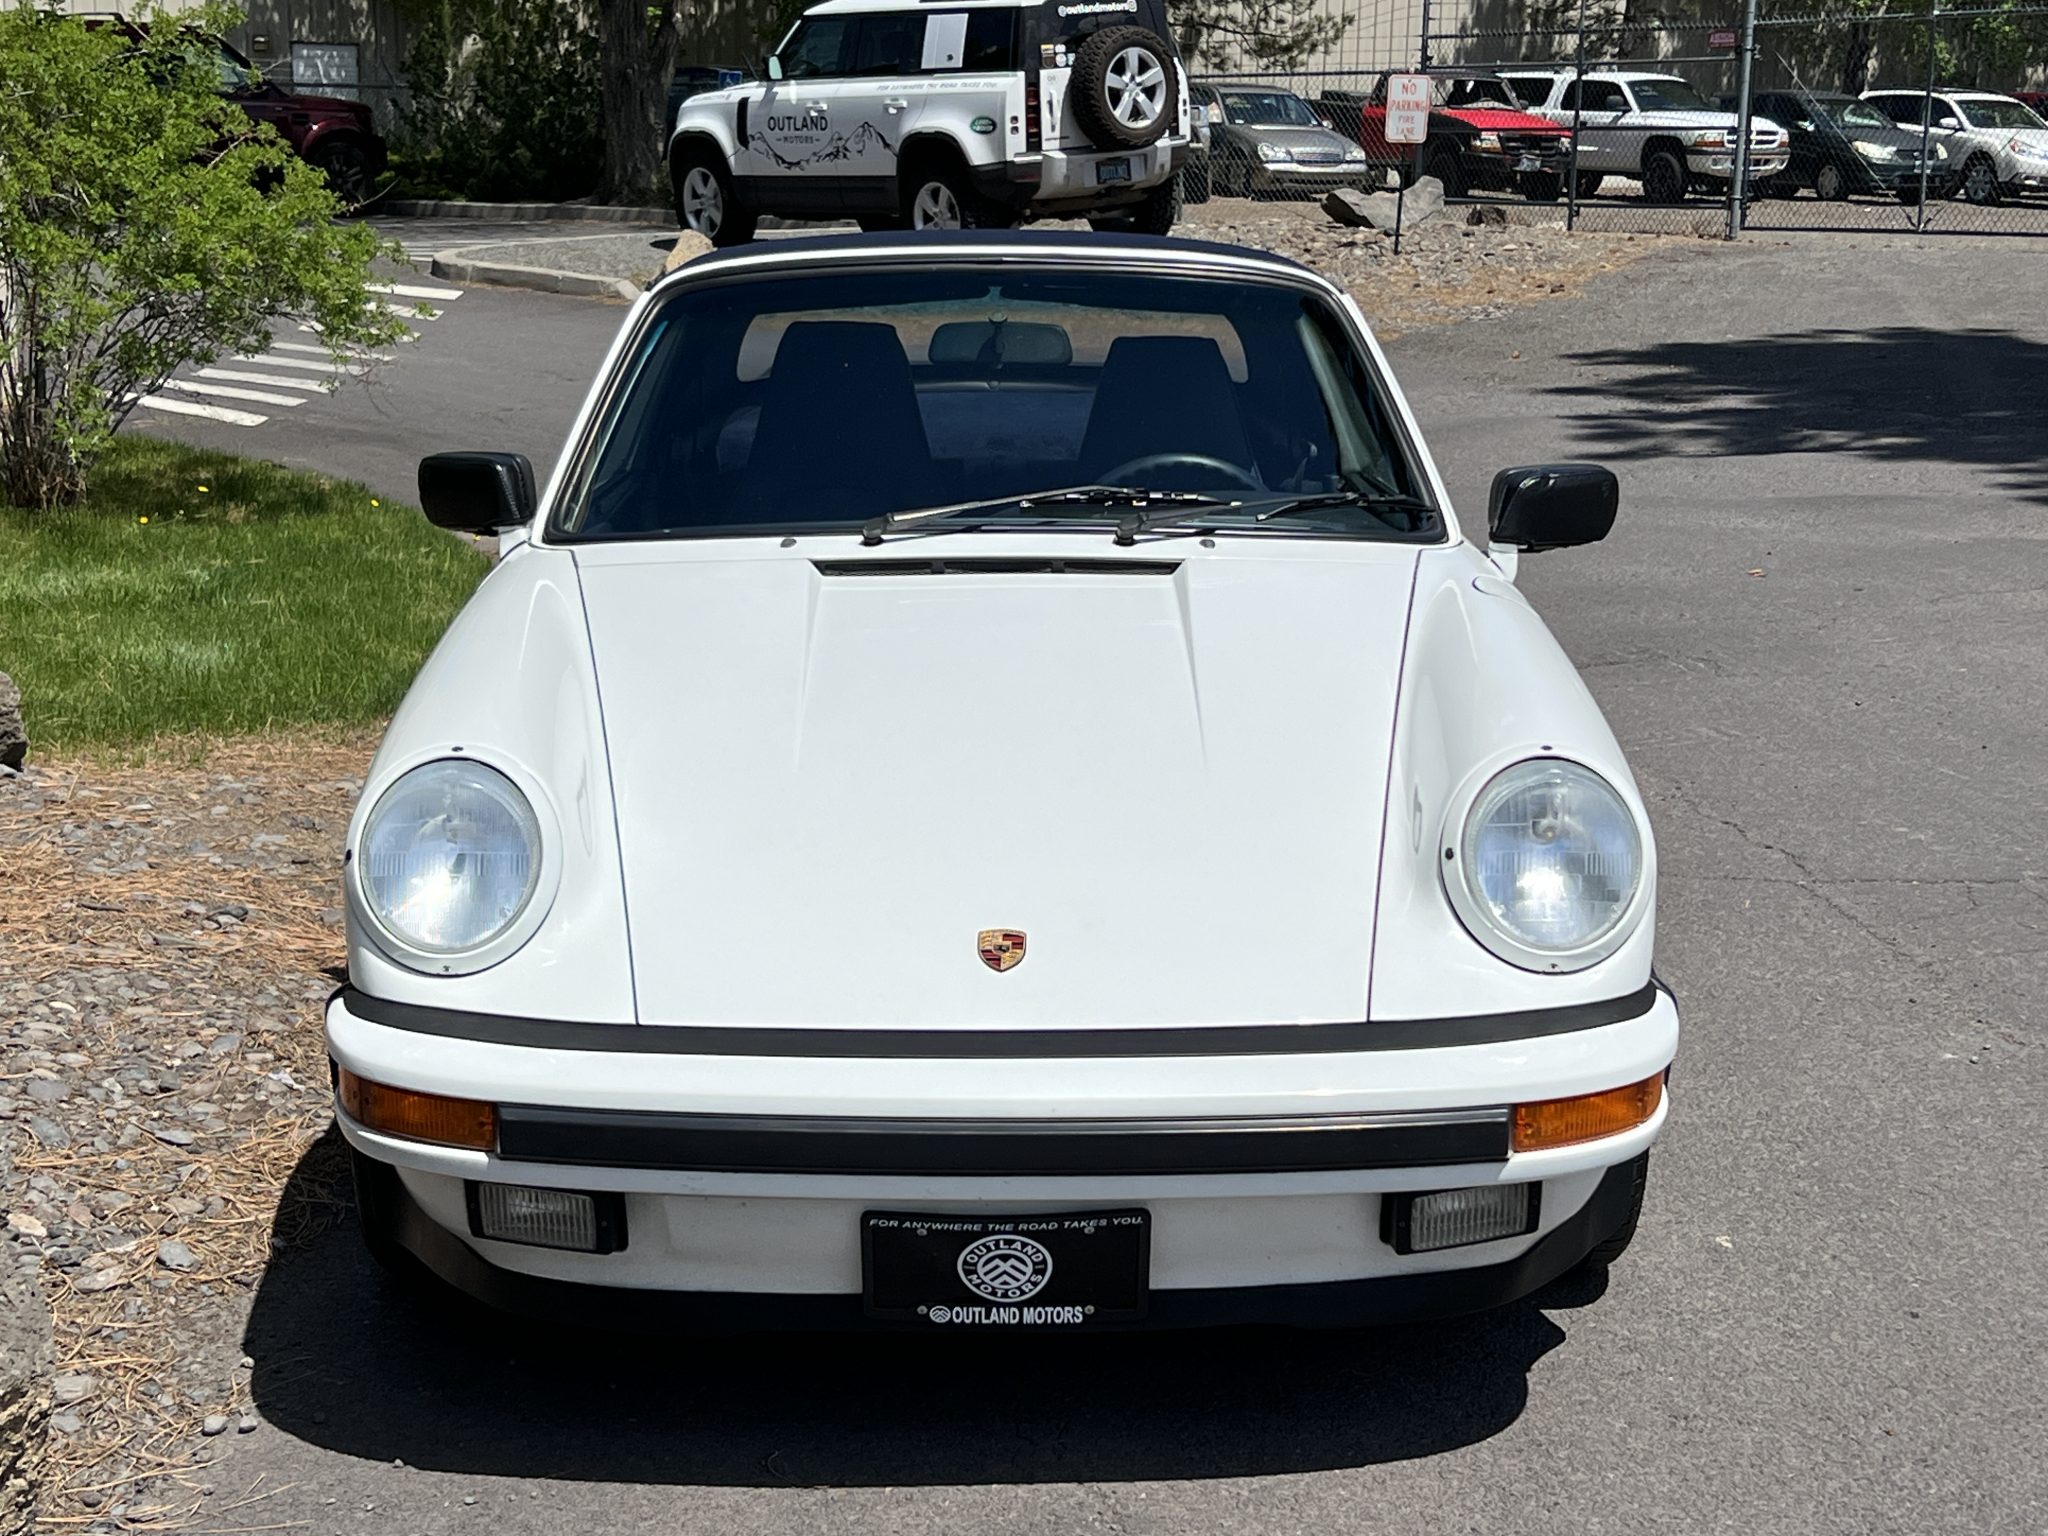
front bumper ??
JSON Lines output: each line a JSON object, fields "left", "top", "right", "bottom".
{"left": 328, "top": 981, "right": 1677, "bottom": 1327}
{"left": 1689, "top": 149, "right": 1790, "bottom": 179}
{"left": 1247, "top": 161, "right": 1373, "bottom": 193}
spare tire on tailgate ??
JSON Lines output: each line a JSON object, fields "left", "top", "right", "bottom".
{"left": 1068, "top": 26, "right": 1179, "bottom": 150}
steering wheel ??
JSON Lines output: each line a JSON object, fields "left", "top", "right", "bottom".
{"left": 1098, "top": 452, "right": 1264, "bottom": 493}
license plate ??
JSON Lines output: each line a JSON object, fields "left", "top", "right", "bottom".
{"left": 862, "top": 1209, "right": 1150, "bottom": 1325}
{"left": 1515, "top": 155, "right": 1543, "bottom": 172}
{"left": 1096, "top": 157, "right": 1131, "bottom": 184}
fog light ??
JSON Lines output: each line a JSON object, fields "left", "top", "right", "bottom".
{"left": 1384, "top": 1183, "right": 1540, "bottom": 1254}
{"left": 466, "top": 1182, "right": 625, "bottom": 1254}
{"left": 336, "top": 1066, "right": 496, "bottom": 1150}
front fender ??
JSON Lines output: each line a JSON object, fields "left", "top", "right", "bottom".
{"left": 1369, "top": 545, "right": 1658, "bottom": 1018}
{"left": 343, "top": 546, "right": 635, "bottom": 1023}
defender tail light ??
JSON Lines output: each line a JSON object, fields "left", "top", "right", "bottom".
{"left": 1026, "top": 81, "right": 1042, "bottom": 151}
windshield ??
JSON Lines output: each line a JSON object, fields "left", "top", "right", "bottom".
{"left": 1813, "top": 97, "right": 1891, "bottom": 130}
{"left": 1629, "top": 77, "right": 1713, "bottom": 112}
{"left": 1217, "top": 91, "right": 1319, "bottom": 127}
{"left": 1439, "top": 77, "right": 1518, "bottom": 109}
{"left": 1959, "top": 97, "right": 2047, "bottom": 130}
{"left": 553, "top": 268, "right": 1438, "bottom": 544}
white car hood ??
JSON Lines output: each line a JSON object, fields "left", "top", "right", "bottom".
{"left": 574, "top": 539, "right": 1420, "bottom": 1030}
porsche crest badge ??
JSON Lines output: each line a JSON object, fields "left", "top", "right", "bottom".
{"left": 977, "top": 929, "right": 1027, "bottom": 973}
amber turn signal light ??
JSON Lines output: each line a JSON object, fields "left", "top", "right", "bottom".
{"left": 336, "top": 1066, "right": 497, "bottom": 1151}
{"left": 1512, "top": 1073, "right": 1663, "bottom": 1153}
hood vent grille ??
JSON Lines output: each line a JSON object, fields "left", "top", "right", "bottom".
{"left": 813, "top": 557, "right": 1181, "bottom": 577}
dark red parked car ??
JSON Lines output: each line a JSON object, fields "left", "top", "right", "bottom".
{"left": 90, "top": 18, "right": 388, "bottom": 208}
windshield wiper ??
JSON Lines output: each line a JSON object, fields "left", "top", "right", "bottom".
{"left": 1251, "top": 490, "right": 1435, "bottom": 526}
{"left": 862, "top": 485, "right": 1232, "bottom": 546}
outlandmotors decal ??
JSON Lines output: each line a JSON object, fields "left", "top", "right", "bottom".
{"left": 747, "top": 120, "right": 896, "bottom": 171}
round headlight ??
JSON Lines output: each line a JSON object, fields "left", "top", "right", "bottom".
{"left": 1450, "top": 759, "right": 1643, "bottom": 970}
{"left": 358, "top": 759, "right": 541, "bottom": 957}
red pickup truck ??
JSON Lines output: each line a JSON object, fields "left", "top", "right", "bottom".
{"left": 1319, "top": 72, "right": 1574, "bottom": 199}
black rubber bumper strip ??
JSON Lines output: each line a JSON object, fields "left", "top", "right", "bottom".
{"left": 331, "top": 980, "right": 1663, "bottom": 1059}
{"left": 362, "top": 1151, "right": 1648, "bottom": 1333}
{"left": 491, "top": 1105, "right": 1509, "bottom": 1177}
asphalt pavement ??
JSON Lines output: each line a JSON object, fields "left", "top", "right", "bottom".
{"left": 139, "top": 227, "right": 2046, "bottom": 1534}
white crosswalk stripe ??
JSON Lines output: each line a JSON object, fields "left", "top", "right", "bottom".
{"left": 160, "top": 378, "right": 308, "bottom": 407}
{"left": 135, "top": 278, "right": 462, "bottom": 430}
{"left": 230, "top": 352, "right": 363, "bottom": 376}
{"left": 268, "top": 341, "right": 398, "bottom": 362}
{"left": 198, "top": 366, "right": 338, "bottom": 393}
{"left": 131, "top": 393, "right": 268, "bottom": 426}
{"left": 368, "top": 281, "right": 464, "bottom": 301}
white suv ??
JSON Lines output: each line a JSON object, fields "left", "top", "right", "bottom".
{"left": 670, "top": 0, "right": 1192, "bottom": 243}
{"left": 1862, "top": 89, "right": 2048, "bottom": 204}
{"left": 1502, "top": 69, "right": 1789, "bottom": 202}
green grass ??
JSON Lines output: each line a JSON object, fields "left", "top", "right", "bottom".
{"left": 0, "top": 436, "right": 489, "bottom": 751}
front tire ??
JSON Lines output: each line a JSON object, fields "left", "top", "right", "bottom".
{"left": 1572, "top": 1153, "right": 1650, "bottom": 1277}
{"left": 311, "top": 140, "right": 374, "bottom": 209}
{"left": 1641, "top": 147, "right": 1686, "bottom": 204}
{"left": 1521, "top": 170, "right": 1562, "bottom": 201}
{"left": 347, "top": 1145, "right": 436, "bottom": 1295}
{"left": 1959, "top": 153, "right": 2001, "bottom": 205}
{"left": 1415, "top": 143, "right": 1465, "bottom": 197}
{"left": 1814, "top": 161, "right": 1848, "bottom": 201}
{"left": 673, "top": 145, "right": 757, "bottom": 247}
{"left": 1181, "top": 160, "right": 1211, "bottom": 204}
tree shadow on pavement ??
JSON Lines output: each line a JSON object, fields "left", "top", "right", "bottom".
{"left": 1547, "top": 326, "right": 2048, "bottom": 507}
{"left": 243, "top": 1129, "right": 1599, "bottom": 1487}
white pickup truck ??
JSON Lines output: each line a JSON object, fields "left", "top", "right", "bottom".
{"left": 1502, "top": 69, "right": 1789, "bottom": 202}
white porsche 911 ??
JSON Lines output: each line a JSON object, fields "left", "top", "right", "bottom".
{"left": 327, "top": 231, "right": 1677, "bottom": 1331}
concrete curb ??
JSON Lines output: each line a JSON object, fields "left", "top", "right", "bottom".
{"left": 387, "top": 198, "right": 672, "bottom": 224}
{"left": 428, "top": 253, "right": 644, "bottom": 302}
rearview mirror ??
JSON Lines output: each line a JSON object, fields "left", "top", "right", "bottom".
{"left": 1488, "top": 463, "right": 1617, "bottom": 552}
{"left": 767, "top": 53, "right": 784, "bottom": 81}
{"left": 418, "top": 451, "right": 537, "bottom": 534}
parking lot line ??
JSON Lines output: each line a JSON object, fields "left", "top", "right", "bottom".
{"left": 231, "top": 353, "right": 363, "bottom": 376}
{"left": 268, "top": 341, "right": 397, "bottom": 362}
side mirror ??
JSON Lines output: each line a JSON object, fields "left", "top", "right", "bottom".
{"left": 418, "top": 451, "right": 537, "bottom": 534}
{"left": 1488, "top": 463, "right": 1617, "bottom": 552}
{"left": 1936, "top": 116, "right": 1960, "bottom": 131}
{"left": 766, "top": 53, "right": 784, "bottom": 81}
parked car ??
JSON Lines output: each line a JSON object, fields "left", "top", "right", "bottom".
{"left": 89, "top": 20, "right": 387, "bottom": 207}
{"left": 668, "top": 64, "right": 742, "bottom": 132}
{"left": 1502, "top": 68, "right": 1788, "bottom": 202}
{"left": 1861, "top": 88, "right": 2048, "bottom": 203}
{"left": 1182, "top": 92, "right": 1214, "bottom": 202}
{"left": 337, "top": 228, "right": 1677, "bottom": 1332}
{"left": 1191, "top": 82, "right": 1371, "bottom": 197}
{"left": 669, "top": 0, "right": 1192, "bottom": 241}
{"left": 1750, "top": 89, "right": 1954, "bottom": 202}
{"left": 1320, "top": 73, "right": 1573, "bottom": 200}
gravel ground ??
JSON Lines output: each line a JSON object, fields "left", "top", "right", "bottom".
{"left": 0, "top": 744, "right": 365, "bottom": 1528}
{"left": 439, "top": 198, "right": 1678, "bottom": 335}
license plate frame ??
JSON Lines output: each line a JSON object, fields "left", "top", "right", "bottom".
{"left": 1096, "top": 156, "right": 1132, "bottom": 184}
{"left": 1515, "top": 154, "right": 1543, "bottom": 172}
{"left": 862, "top": 1208, "right": 1151, "bottom": 1326}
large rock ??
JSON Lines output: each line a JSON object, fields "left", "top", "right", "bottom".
{"left": 1322, "top": 175, "right": 1446, "bottom": 233}
{"left": 661, "top": 231, "right": 715, "bottom": 274}
{"left": 1, "top": 1148, "right": 53, "bottom": 1536}
{"left": 0, "top": 672, "right": 23, "bottom": 771}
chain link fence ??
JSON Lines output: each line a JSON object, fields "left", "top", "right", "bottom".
{"left": 1185, "top": 1, "right": 2048, "bottom": 238}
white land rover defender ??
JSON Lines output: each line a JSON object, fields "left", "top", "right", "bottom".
{"left": 669, "top": 0, "right": 1192, "bottom": 243}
